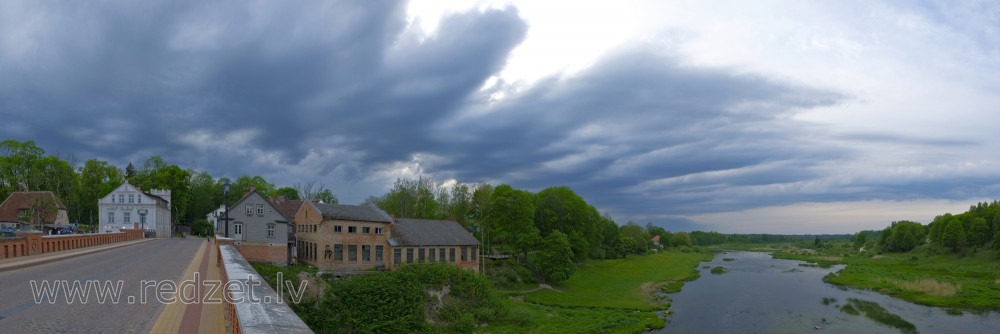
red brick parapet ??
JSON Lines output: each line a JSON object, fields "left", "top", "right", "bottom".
{"left": 0, "top": 229, "right": 143, "bottom": 260}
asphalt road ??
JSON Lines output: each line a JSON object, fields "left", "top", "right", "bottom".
{"left": 0, "top": 238, "right": 202, "bottom": 333}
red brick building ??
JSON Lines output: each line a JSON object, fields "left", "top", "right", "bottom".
{"left": 294, "top": 202, "right": 479, "bottom": 275}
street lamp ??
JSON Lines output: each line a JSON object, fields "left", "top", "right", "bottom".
{"left": 138, "top": 209, "right": 148, "bottom": 236}
{"left": 223, "top": 180, "right": 231, "bottom": 238}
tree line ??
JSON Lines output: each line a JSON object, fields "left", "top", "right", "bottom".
{"left": 364, "top": 178, "right": 700, "bottom": 282}
{"left": 0, "top": 139, "right": 335, "bottom": 231}
{"left": 869, "top": 201, "right": 1000, "bottom": 254}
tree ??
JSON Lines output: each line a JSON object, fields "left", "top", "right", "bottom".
{"left": 991, "top": 229, "right": 1000, "bottom": 255}
{"left": 534, "top": 186, "right": 601, "bottom": 260}
{"left": 317, "top": 189, "right": 338, "bottom": 204}
{"left": 854, "top": 231, "right": 867, "bottom": 249}
{"left": 448, "top": 182, "right": 471, "bottom": 228}
{"left": 941, "top": 219, "right": 966, "bottom": 252}
{"left": 670, "top": 232, "right": 693, "bottom": 248}
{"left": 968, "top": 217, "right": 990, "bottom": 247}
{"left": 484, "top": 184, "right": 540, "bottom": 259}
{"left": 620, "top": 222, "right": 649, "bottom": 254}
{"left": 78, "top": 159, "right": 123, "bottom": 227}
{"left": 274, "top": 187, "right": 301, "bottom": 200}
{"left": 125, "top": 162, "right": 136, "bottom": 180}
{"left": 535, "top": 230, "right": 576, "bottom": 282}
{"left": 187, "top": 171, "right": 217, "bottom": 222}
{"left": 131, "top": 157, "right": 192, "bottom": 225}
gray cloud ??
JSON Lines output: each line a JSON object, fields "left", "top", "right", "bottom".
{"left": 1, "top": 0, "right": 995, "bottom": 232}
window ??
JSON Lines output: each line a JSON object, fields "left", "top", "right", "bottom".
{"left": 362, "top": 245, "right": 371, "bottom": 262}
{"left": 257, "top": 204, "right": 264, "bottom": 216}
{"left": 362, "top": 226, "right": 371, "bottom": 234}
{"left": 124, "top": 212, "right": 131, "bottom": 223}
{"left": 108, "top": 212, "right": 115, "bottom": 223}
{"left": 394, "top": 248, "right": 402, "bottom": 264}
{"left": 462, "top": 247, "right": 468, "bottom": 261}
{"left": 128, "top": 194, "right": 134, "bottom": 203}
{"left": 375, "top": 227, "right": 383, "bottom": 234}
{"left": 334, "top": 225, "right": 342, "bottom": 233}
{"left": 118, "top": 194, "right": 124, "bottom": 203}
{"left": 348, "top": 226, "right": 357, "bottom": 234}
{"left": 450, "top": 248, "right": 456, "bottom": 262}
{"left": 111, "top": 195, "right": 115, "bottom": 203}
{"left": 245, "top": 204, "right": 253, "bottom": 215}
{"left": 348, "top": 245, "right": 357, "bottom": 262}
{"left": 429, "top": 248, "right": 436, "bottom": 263}
{"left": 138, "top": 196, "right": 141, "bottom": 203}
{"left": 406, "top": 248, "right": 414, "bottom": 263}
{"left": 140, "top": 213, "right": 147, "bottom": 226}
{"left": 439, "top": 247, "right": 446, "bottom": 262}
{"left": 418, "top": 248, "right": 426, "bottom": 263}
{"left": 471, "top": 246, "right": 477, "bottom": 261}
{"left": 267, "top": 224, "right": 275, "bottom": 238}
{"left": 334, "top": 244, "right": 343, "bottom": 261}
{"left": 376, "top": 245, "right": 384, "bottom": 263}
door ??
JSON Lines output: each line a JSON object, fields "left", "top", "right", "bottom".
{"left": 234, "top": 223, "right": 243, "bottom": 241}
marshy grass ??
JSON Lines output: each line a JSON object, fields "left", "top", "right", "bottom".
{"left": 841, "top": 298, "right": 917, "bottom": 334}
{"left": 710, "top": 266, "right": 728, "bottom": 275}
{"left": 722, "top": 258, "right": 735, "bottom": 262}
{"left": 821, "top": 297, "right": 837, "bottom": 305}
{"left": 889, "top": 278, "right": 961, "bottom": 297}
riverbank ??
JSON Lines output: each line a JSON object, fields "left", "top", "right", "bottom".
{"left": 771, "top": 244, "right": 1000, "bottom": 312}
{"left": 486, "top": 250, "right": 712, "bottom": 333}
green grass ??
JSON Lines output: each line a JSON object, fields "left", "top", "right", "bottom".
{"left": 482, "top": 300, "right": 665, "bottom": 334}
{"left": 522, "top": 250, "right": 712, "bottom": 310}
{"left": 773, "top": 243, "right": 1000, "bottom": 311}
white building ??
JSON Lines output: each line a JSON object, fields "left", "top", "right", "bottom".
{"left": 206, "top": 204, "right": 226, "bottom": 235}
{"left": 98, "top": 182, "right": 171, "bottom": 237}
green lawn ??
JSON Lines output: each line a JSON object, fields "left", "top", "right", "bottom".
{"left": 522, "top": 250, "right": 712, "bottom": 310}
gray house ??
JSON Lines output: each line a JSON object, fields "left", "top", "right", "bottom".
{"left": 226, "top": 189, "right": 291, "bottom": 265}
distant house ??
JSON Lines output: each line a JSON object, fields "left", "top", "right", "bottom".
{"left": 651, "top": 235, "right": 662, "bottom": 248}
{"left": 294, "top": 201, "right": 480, "bottom": 275}
{"left": 206, "top": 204, "right": 226, "bottom": 235}
{"left": 294, "top": 202, "right": 394, "bottom": 274}
{"left": 98, "top": 182, "right": 170, "bottom": 237}
{"left": 225, "top": 189, "right": 291, "bottom": 265}
{"left": 389, "top": 218, "right": 480, "bottom": 273}
{"left": 0, "top": 191, "right": 70, "bottom": 231}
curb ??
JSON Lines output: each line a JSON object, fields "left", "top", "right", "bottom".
{"left": 0, "top": 238, "right": 155, "bottom": 272}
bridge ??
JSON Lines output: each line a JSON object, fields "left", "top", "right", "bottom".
{"left": 0, "top": 231, "right": 311, "bottom": 333}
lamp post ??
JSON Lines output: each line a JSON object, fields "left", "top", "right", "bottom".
{"left": 138, "top": 209, "right": 148, "bottom": 236}
{"left": 223, "top": 180, "right": 231, "bottom": 238}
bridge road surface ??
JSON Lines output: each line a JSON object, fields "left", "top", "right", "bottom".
{"left": 0, "top": 238, "right": 203, "bottom": 333}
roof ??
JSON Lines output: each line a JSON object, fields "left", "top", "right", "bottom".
{"left": 270, "top": 199, "right": 303, "bottom": 221}
{"left": 389, "top": 218, "right": 480, "bottom": 247}
{"left": 312, "top": 203, "right": 392, "bottom": 223}
{"left": 0, "top": 191, "right": 67, "bottom": 223}
{"left": 231, "top": 189, "right": 290, "bottom": 221}
{"left": 651, "top": 235, "right": 661, "bottom": 242}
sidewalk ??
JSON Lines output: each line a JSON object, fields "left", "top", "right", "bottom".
{"left": 0, "top": 238, "right": 153, "bottom": 272}
{"left": 150, "top": 239, "right": 229, "bottom": 334}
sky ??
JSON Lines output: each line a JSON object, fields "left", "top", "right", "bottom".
{"left": 1, "top": 0, "right": 998, "bottom": 233}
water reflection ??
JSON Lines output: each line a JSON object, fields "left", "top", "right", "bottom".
{"left": 658, "top": 251, "right": 1000, "bottom": 334}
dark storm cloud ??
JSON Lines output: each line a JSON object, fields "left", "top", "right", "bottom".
{"left": 2, "top": 0, "right": 992, "bottom": 231}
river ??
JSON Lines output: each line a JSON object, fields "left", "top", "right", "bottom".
{"left": 659, "top": 251, "right": 1000, "bottom": 333}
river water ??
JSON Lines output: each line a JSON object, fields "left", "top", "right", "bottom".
{"left": 659, "top": 251, "right": 1000, "bottom": 333}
